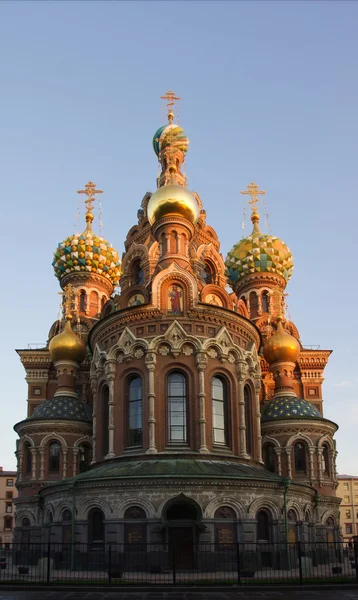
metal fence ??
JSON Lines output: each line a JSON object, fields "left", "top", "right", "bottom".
{"left": 0, "top": 540, "right": 357, "bottom": 586}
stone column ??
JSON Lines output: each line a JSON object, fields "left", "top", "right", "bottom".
{"left": 145, "top": 352, "right": 157, "bottom": 454}
{"left": 90, "top": 375, "right": 98, "bottom": 463}
{"left": 196, "top": 352, "right": 209, "bottom": 454}
{"left": 39, "top": 447, "right": 45, "bottom": 480}
{"left": 105, "top": 359, "right": 116, "bottom": 458}
{"left": 285, "top": 446, "right": 292, "bottom": 479}
{"left": 308, "top": 447, "right": 314, "bottom": 483}
{"left": 333, "top": 450, "right": 338, "bottom": 482}
{"left": 237, "top": 361, "right": 248, "bottom": 458}
{"left": 62, "top": 448, "right": 68, "bottom": 478}
{"left": 17, "top": 450, "right": 23, "bottom": 482}
{"left": 30, "top": 447, "right": 37, "bottom": 480}
{"left": 275, "top": 447, "right": 282, "bottom": 476}
{"left": 72, "top": 447, "right": 79, "bottom": 477}
{"left": 317, "top": 447, "right": 323, "bottom": 481}
{"left": 257, "top": 292, "right": 263, "bottom": 316}
{"left": 253, "top": 373, "right": 263, "bottom": 463}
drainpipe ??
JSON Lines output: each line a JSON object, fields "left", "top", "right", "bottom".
{"left": 71, "top": 483, "right": 76, "bottom": 571}
{"left": 282, "top": 477, "right": 291, "bottom": 570}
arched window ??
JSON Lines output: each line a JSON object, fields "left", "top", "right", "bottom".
{"left": 262, "top": 291, "right": 269, "bottom": 313}
{"left": 88, "top": 508, "right": 104, "bottom": 544}
{"left": 249, "top": 292, "right": 259, "bottom": 319}
{"left": 203, "top": 262, "right": 215, "bottom": 284}
{"left": 127, "top": 376, "right": 143, "bottom": 447}
{"left": 322, "top": 444, "right": 330, "bottom": 476}
{"left": 168, "top": 372, "right": 187, "bottom": 443}
{"left": 244, "top": 385, "right": 253, "bottom": 456}
{"left": 24, "top": 442, "right": 32, "bottom": 474}
{"left": 287, "top": 509, "right": 297, "bottom": 522}
{"left": 79, "top": 444, "right": 92, "bottom": 473}
{"left": 257, "top": 510, "right": 271, "bottom": 541}
{"left": 294, "top": 441, "right": 307, "bottom": 473}
{"left": 49, "top": 442, "right": 60, "bottom": 473}
{"left": 132, "top": 260, "right": 144, "bottom": 285}
{"left": 79, "top": 290, "right": 86, "bottom": 313}
{"left": 212, "top": 377, "right": 227, "bottom": 445}
{"left": 22, "top": 517, "right": 30, "bottom": 527}
{"left": 263, "top": 443, "right": 276, "bottom": 473}
{"left": 62, "top": 510, "right": 72, "bottom": 522}
{"left": 102, "top": 386, "right": 109, "bottom": 458}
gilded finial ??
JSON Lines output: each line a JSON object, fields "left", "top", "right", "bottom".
{"left": 62, "top": 283, "right": 76, "bottom": 321}
{"left": 269, "top": 287, "right": 288, "bottom": 321}
{"left": 160, "top": 90, "right": 180, "bottom": 123}
{"left": 77, "top": 181, "right": 103, "bottom": 230}
{"left": 241, "top": 182, "right": 266, "bottom": 230}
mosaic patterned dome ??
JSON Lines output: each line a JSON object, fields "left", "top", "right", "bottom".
{"left": 153, "top": 123, "right": 189, "bottom": 157}
{"left": 225, "top": 215, "right": 293, "bottom": 286}
{"left": 30, "top": 396, "right": 92, "bottom": 423}
{"left": 261, "top": 395, "right": 322, "bottom": 423}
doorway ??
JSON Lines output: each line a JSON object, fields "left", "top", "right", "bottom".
{"left": 166, "top": 499, "right": 199, "bottom": 570}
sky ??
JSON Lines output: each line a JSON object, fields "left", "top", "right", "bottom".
{"left": 0, "top": 0, "right": 357, "bottom": 473}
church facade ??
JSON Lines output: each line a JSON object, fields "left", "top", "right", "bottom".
{"left": 13, "top": 92, "right": 340, "bottom": 561}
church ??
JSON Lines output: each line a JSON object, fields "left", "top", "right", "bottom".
{"left": 13, "top": 91, "right": 340, "bottom": 567}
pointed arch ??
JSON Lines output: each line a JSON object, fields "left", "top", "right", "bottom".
{"left": 39, "top": 432, "right": 67, "bottom": 448}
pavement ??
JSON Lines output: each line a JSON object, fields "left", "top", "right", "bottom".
{"left": 0, "top": 588, "right": 357, "bottom": 600}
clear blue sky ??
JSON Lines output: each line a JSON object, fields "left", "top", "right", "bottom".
{"left": 0, "top": 1, "right": 357, "bottom": 473}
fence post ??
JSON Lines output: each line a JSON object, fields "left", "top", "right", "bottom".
{"left": 353, "top": 536, "right": 358, "bottom": 584}
{"left": 108, "top": 543, "right": 112, "bottom": 585}
{"left": 297, "top": 541, "right": 303, "bottom": 585}
{"left": 236, "top": 541, "right": 241, "bottom": 585}
{"left": 46, "top": 539, "right": 51, "bottom": 584}
{"left": 172, "top": 544, "right": 176, "bottom": 585}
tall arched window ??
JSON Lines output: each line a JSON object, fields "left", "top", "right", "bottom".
{"left": 127, "top": 376, "right": 143, "bottom": 447}
{"left": 132, "top": 260, "right": 144, "bottom": 285}
{"left": 203, "top": 262, "right": 215, "bottom": 284}
{"left": 322, "top": 444, "right": 330, "bottom": 476}
{"left": 88, "top": 508, "right": 104, "bottom": 544}
{"left": 212, "top": 377, "right": 227, "bottom": 445}
{"left": 102, "top": 386, "right": 109, "bottom": 458}
{"left": 79, "top": 290, "right": 86, "bottom": 312}
{"left": 249, "top": 292, "right": 259, "bottom": 318}
{"left": 24, "top": 443, "right": 32, "bottom": 475}
{"left": 262, "top": 291, "right": 269, "bottom": 313}
{"left": 257, "top": 510, "right": 271, "bottom": 541}
{"left": 294, "top": 441, "right": 307, "bottom": 473}
{"left": 79, "top": 444, "right": 92, "bottom": 472}
{"left": 49, "top": 442, "right": 60, "bottom": 473}
{"left": 263, "top": 443, "right": 276, "bottom": 473}
{"left": 168, "top": 372, "right": 187, "bottom": 443}
{"left": 244, "top": 385, "right": 253, "bottom": 456}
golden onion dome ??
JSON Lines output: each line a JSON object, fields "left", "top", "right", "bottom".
{"left": 49, "top": 319, "right": 86, "bottom": 365}
{"left": 263, "top": 318, "right": 300, "bottom": 364}
{"left": 147, "top": 184, "right": 199, "bottom": 225}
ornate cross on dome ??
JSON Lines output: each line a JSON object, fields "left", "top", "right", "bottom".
{"left": 77, "top": 181, "right": 103, "bottom": 214}
{"left": 241, "top": 182, "right": 266, "bottom": 214}
{"left": 62, "top": 283, "right": 76, "bottom": 320}
{"left": 160, "top": 90, "right": 180, "bottom": 122}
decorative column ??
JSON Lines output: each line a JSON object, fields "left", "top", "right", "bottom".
{"left": 333, "top": 450, "right": 338, "bottom": 483}
{"left": 30, "top": 447, "right": 37, "bottom": 480}
{"left": 17, "top": 450, "right": 23, "bottom": 482}
{"left": 237, "top": 361, "right": 248, "bottom": 458}
{"left": 275, "top": 447, "right": 282, "bottom": 476}
{"left": 145, "top": 352, "right": 157, "bottom": 454}
{"left": 308, "top": 447, "right": 314, "bottom": 483}
{"left": 257, "top": 292, "right": 263, "bottom": 316}
{"left": 90, "top": 374, "right": 98, "bottom": 463}
{"left": 317, "top": 447, "right": 323, "bottom": 481}
{"left": 253, "top": 372, "right": 263, "bottom": 463}
{"left": 285, "top": 446, "right": 292, "bottom": 479}
{"left": 62, "top": 447, "right": 68, "bottom": 478}
{"left": 72, "top": 447, "right": 79, "bottom": 477}
{"left": 196, "top": 352, "right": 209, "bottom": 454}
{"left": 39, "top": 447, "right": 45, "bottom": 480}
{"left": 105, "top": 359, "right": 116, "bottom": 458}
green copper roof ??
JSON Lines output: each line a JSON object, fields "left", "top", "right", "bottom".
{"left": 261, "top": 395, "right": 322, "bottom": 423}
{"left": 30, "top": 396, "right": 92, "bottom": 423}
{"left": 71, "top": 458, "right": 282, "bottom": 483}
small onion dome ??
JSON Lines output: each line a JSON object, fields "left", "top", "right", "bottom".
{"left": 225, "top": 213, "right": 293, "bottom": 286}
{"left": 30, "top": 396, "right": 92, "bottom": 423}
{"left": 52, "top": 230, "right": 121, "bottom": 286}
{"left": 49, "top": 319, "right": 86, "bottom": 365}
{"left": 262, "top": 395, "right": 322, "bottom": 423}
{"left": 153, "top": 123, "right": 189, "bottom": 157}
{"left": 263, "top": 318, "right": 300, "bottom": 364}
{"left": 147, "top": 184, "right": 199, "bottom": 225}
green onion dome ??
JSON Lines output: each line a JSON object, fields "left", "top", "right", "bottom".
{"left": 261, "top": 395, "right": 321, "bottom": 423}
{"left": 153, "top": 123, "right": 189, "bottom": 157}
{"left": 29, "top": 396, "right": 92, "bottom": 423}
{"left": 225, "top": 212, "right": 293, "bottom": 286}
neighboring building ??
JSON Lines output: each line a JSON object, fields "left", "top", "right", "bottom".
{"left": 337, "top": 475, "right": 358, "bottom": 539}
{"left": 0, "top": 468, "right": 17, "bottom": 547}
{"left": 13, "top": 92, "right": 340, "bottom": 563}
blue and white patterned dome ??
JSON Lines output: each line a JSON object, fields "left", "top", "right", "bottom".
{"left": 30, "top": 396, "right": 92, "bottom": 423}
{"left": 262, "top": 395, "right": 321, "bottom": 423}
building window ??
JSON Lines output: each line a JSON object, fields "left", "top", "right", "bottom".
{"left": 322, "top": 444, "right": 330, "bottom": 476}
{"left": 25, "top": 442, "right": 32, "bottom": 474}
{"left": 102, "top": 385, "right": 109, "bottom": 458}
{"left": 249, "top": 291, "right": 259, "bottom": 319}
{"left": 294, "top": 442, "right": 307, "bottom": 474}
{"left": 262, "top": 291, "right": 269, "bottom": 313}
{"left": 344, "top": 496, "right": 350, "bottom": 503}
{"left": 263, "top": 443, "right": 276, "bottom": 473}
{"left": 4, "top": 517, "right": 12, "bottom": 530}
{"left": 6, "top": 480, "right": 13, "bottom": 487}
{"left": 79, "top": 290, "right": 86, "bottom": 312}
{"left": 244, "top": 385, "right": 253, "bottom": 455}
{"left": 345, "top": 510, "right": 351, "bottom": 519}
{"left": 346, "top": 524, "right": 353, "bottom": 535}
{"left": 5, "top": 503, "right": 12, "bottom": 514}
{"left": 127, "top": 376, "right": 143, "bottom": 447}
{"left": 88, "top": 508, "right": 104, "bottom": 544}
{"left": 5, "top": 492, "right": 13, "bottom": 499}
{"left": 203, "top": 261, "right": 215, "bottom": 284}
{"left": 49, "top": 442, "right": 60, "bottom": 473}
{"left": 132, "top": 260, "right": 144, "bottom": 285}
{"left": 212, "top": 377, "right": 227, "bottom": 445}
{"left": 257, "top": 510, "right": 270, "bottom": 541}
{"left": 344, "top": 483, "right": 349, "bottom": 490}
{"left": 79, "top": 445, "right": 92, "bottom": 473}
{"left": 168, "top": 372, "right": 187, "bottom": 443}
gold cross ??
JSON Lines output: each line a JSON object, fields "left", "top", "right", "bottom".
{"left": 160, "top": 90, "right": 180, "bottom": 111}
{"left": 241, "top": 182, "right": 266, "bottom": 214}
{"left": 63, "top": 284, "right": 76, "bottom": 320}
{"left": 77, "top": 181, "right": 103, "bottom": 214}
